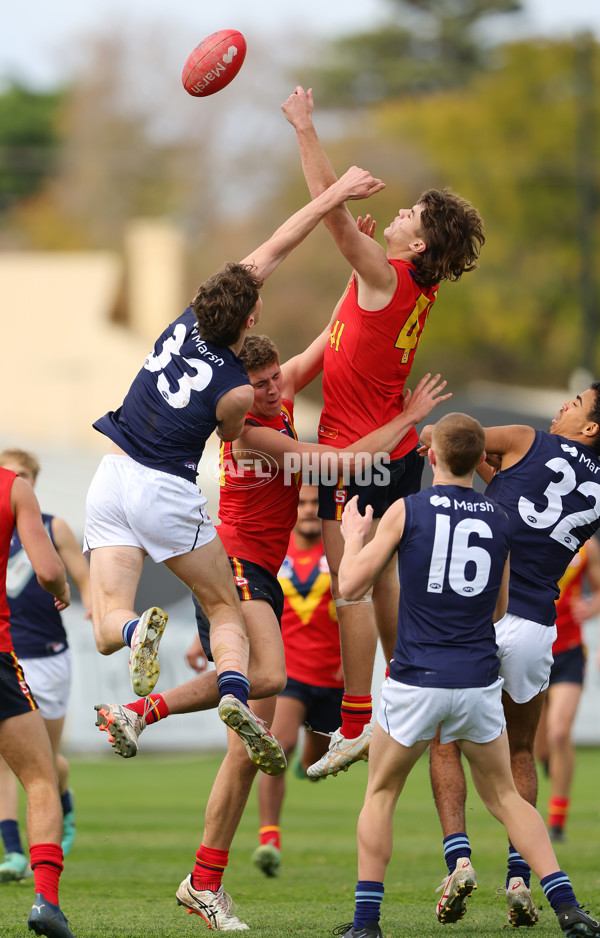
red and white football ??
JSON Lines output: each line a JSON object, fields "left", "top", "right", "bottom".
{"left": 182, "top": 29, "right": 247, "bottom": 97}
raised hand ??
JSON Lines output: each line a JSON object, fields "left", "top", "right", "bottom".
{"left": 281, "top": 85, "right": 314, "bottom": 130}
{"left": 341, "top": 495, "right": 374, "bottom": 542}
{"left": 336, "top": 165, "right": 386, "bottom": 201}
{"left": 402, "top": 373, "right": 452, "bottom": 426}
{"left": 357, "top": 214, "right": 377, "bottom": 238}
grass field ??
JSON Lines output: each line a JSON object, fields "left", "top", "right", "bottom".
{"left": 3, "top": 747, "right": 600, "bottom": 937}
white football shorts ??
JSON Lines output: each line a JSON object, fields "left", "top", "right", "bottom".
{"left": 377, "top": 676, "right": 506, "bottom": 747}
{"left": 494, "top": 612, "right": 556, "bottom": 704}
{"left": 20, "top": 649, "right": 72, "bottom": 721}
{"left": 84, "top": 454, "right": 216, "bottom": 563}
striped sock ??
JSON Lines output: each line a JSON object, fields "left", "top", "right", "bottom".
{"left": 122, "top": 618, "right": 139, "bottom": 647}
{"left": 125, "top": 694, "right": 169, "bottom": 725}
{"left": 541, "top": 871, "right": 578, "bottom": 912}
{"left": 353, "top": 880, "right": 384, "bottom": 928}
{"left": 506, "top": 844, "right": 531, "bottom": 889}
{"left": 548, "top": 796, "right": 569, "bottom": 830}
{"left": 259, "top": 826, "right": 281, "bottom": 850}
{"left": 192, "top": 845, "right": 229, "bottom": 892}
{"left": 217, "top": 671, "right": 250, "bottom": 706}
{"left": 443, "top": 833, "right": 471, "bottom": 874}
{"left": 340, "top": 694, "right": 372, "bottom": 739}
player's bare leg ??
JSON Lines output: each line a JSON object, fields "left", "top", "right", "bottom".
{"left": 0, "top": 710, "right": 76, "bottom": 936}
{"left": 429, "top": 729, "right": 468, "bottom": 835}
{"left": 166, "top": 539, "right": 250, "bottom": 678}
{"left": 502, "top": 690, "right": 546, "bottom": 808}
{"left": 176, "top": 696, "right": 276, "bottom": 929}
{"left": 89, "top": 545, "right": 145, "bottom": 653}
{"left": 253, "top": 695, "right": 307, "bottom": 877}
{"left": 543, "top": 682, "right": 582, "bottom": 839}
{"left": 358, "top": 725, "right": 428, "bottom": 882}
{"left": 306, "top": 521, "right": 376, "bottom": 779}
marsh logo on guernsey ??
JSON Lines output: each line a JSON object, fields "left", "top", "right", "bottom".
{"left": 430, "top": 494, "right": 451, "bottom": 509}
{"left": 561, "top": 444, "right": 578, "bottom": 458}
{"left": 144, "top": 322, "right": 213, "bottom": 409}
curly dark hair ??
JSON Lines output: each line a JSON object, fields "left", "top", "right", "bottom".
{"left": 239, "top": 334, "right": 279, "bottom": 374}
{"left": 586, "top": 381, "right": 600, "bottom": 453}
{"left": 191, "top": 262, "right": 264, "bottom": 348}
{"left": 412, "top": 188, "right": 485, "bottom": 288}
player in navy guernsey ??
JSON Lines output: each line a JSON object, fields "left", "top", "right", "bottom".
{"left": 85, "top": 166, "right": 385, "bottom": 781}
{"left": 422, "top": 383, "right": 600, "bottom": 932}
{"left": 335, "top": 413, "right": 600, "bottom": 938}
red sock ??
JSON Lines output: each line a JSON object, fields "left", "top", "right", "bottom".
{"left": 340, "top": 694, "right": 372, "bottom": 739}
{"left": 125, "top": 694, "right": 169, "bottom": 724}
{"left": 192, "top": 845, "right": 229, "bottom": 892}
{"left": 29, "top": 843, "right": 63, "bottom": 905}
{"left": 548, "top": 796, "right": 569, "bottom": 830}
{"left": 259, "top": 826, "right": 281, "bottom": 850}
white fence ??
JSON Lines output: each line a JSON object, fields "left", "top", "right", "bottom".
{"left": 59, "top": 601, "right": 600, "bottom": 754}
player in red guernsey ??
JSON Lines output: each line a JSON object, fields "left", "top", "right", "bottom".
{"left": 0, "top": 467, "right": 76, "bottom": 938}
{"left": 252, "top": 485, "right": 344, "bottom": 878}
{"left": 534, "top": 537, "right": 600, "bottom": 842}
{"left": 282, "top": 86, "right": 485, "bottom": 778}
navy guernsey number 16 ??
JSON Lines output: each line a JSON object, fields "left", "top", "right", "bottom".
{"left": 427, "top": 515, "right": 493, "bottom": 596}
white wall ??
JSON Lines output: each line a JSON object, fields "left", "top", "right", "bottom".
{"left": 59, "top": 602, "right": 600, "bottom": 754}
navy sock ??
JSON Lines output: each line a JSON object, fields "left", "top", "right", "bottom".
{"left": 60, "top": 790, "right": 73, "bottom": 816}
{"left": 0, "top": 819, "right": 24, "bottom": 855}
{"left": 443, "top": 833, "right": 471, "bottom": 874}
{"left": 507, "top": 844, "right": 531, "bottom": 889}
{"left": 122, "top": 618, "right": 139, "bottom": 647}
{"left": 217, "top": 671, "right": 250, "bottom": 706}
{"left": 541, "top": 871, "right": 578, "bottom": 913}
{"left": 353, "top": 880, "right": 384, "bottom": 929}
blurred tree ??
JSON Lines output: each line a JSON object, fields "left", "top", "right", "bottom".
{"left": 1, "top": 23, "right": 294, "bottom": 251}
{"left": 0, "top": 82, "right": 65, "bottom": 213}
{"left": 297, "top": 0, "right": 523, "bottom": 105}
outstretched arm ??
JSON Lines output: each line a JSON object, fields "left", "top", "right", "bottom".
{"left": 282, "top": 86, "right": 395, "bottom": 299}
{"left": 240, "top": 165, "right": 384, "bottom": 282}
{"left": 281, "top": 214, "right": 377, "bottom": 398}
{"left": 420, "top": 422, "right": 536, "bottom": 472}
{"left": 240, "top": 373, "right": 451, "bottom": 470}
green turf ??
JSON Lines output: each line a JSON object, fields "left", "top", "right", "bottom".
{"left": 3, "top": 747, "right": 600, "bottom": 937}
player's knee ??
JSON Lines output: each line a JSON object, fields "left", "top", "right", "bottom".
{"left": 263, "top": 673, "right": 287, "bottom": 697}
{"left": 94, "top": 634, "right": 114, "bottom": 655}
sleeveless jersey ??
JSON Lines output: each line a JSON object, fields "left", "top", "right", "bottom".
{"left": 93, "top": 308, "right": 250, "bottom": 483}
{"left": 389, "top": 484, "right": 511, "bottom": 688}
{"left": 278, "top": 534, "right": 343, "bottom": 688}
{"left": 7, "top": 514, "right": 67, "bottom": 658}
{"left": 553, "top": 542, "right": 588, "bottom": 655}
{"left": 318, "top": 260, "right": 437, "bottom": 460}
{"left": 486, "top": 431, "right": 600, "bottom": 627}
{"left": 217, "top": 399, "right": 301, "bottom": 577}
{"left": 0, "top": 469, "right": 16, "bottom": 654}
